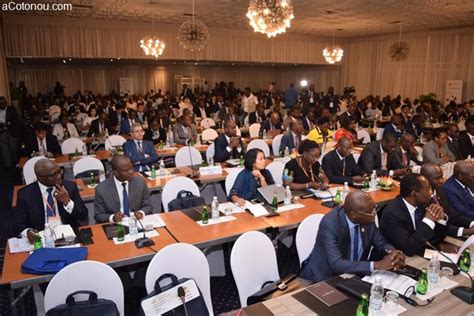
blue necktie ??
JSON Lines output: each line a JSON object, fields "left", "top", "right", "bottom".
{"left": 122, "top": 182, "right": 130, "bottom": 216}
{"left": 352, "top": 225, "right": 359, "bottom": 261}
{"left": 414, "top": 207, "right": 423, "bottom": 228}
{"left": 46, "top": 187, "right": 56, "bottom": 217}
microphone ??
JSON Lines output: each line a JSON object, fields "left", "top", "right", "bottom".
{"left": 134, "top": 215, "right": 155, "bottom": 249}
{"left": 426, "top": 242, "right": 474, "bottom": 304}
{"left": 177, "top": 286, "right": 188, "bottom": 316}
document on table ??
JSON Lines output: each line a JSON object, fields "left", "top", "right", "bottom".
{"left": 8, "top": 238, "right": 34, "bottom": 254}
{"left": 121, "top": 214, "right": 166, "bottom": 228}
{"left": 424, "top": 235, "right": 474, "bottom": 263}
{"left": 218, "top": 202, "right": 245, "bottom": 214}
{"left": 309, "top": 187, "right": 343, "bottom": 199}
{"left": 244, "top": 201, "right": 269, "bottom": 217}
{"left": 38, "top": 224, "right": 76, "bottom": 241}
{"left": 362, "top": 271, "right": 416, "bottom": 295}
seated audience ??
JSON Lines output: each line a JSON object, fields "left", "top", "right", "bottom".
{"left": 123, "top": 123, "right": 158, "bottom": 172}
{"left": 144, "top": 117, "right": 167, "bottom": 144}
{"left": 383, "top": 114, "right": 404, "bottom": 139}
{"left": 173, "top": 114, "right": 197, "bottom": 145}
{"left": 388, "top": 133, "right": 422, "bottom": 169}
{"left": 334, "top": 115, "right": 359, "bottom": 144}
{"left": 283, "top": 140, "right": 329, "bottom": 190}
{"left": 120, "top": 109, "right": 138, "bottom": 134}
{"left": 442, "top": 161, "right": 474, "bottom": 219}
{"left": 88, "top": 112, "right": 112, "bottom": 137}
{"left": 422, "top": 128, "right": 455, "bottom": 164}
{"left": 14, "top": 159, "right": 87, "bottom": 242}
{"left": 22, "top": 122, "right": 61, "bottom": 157}
{"left": 229, "top": 148, "right": 274, "bottom": 206}
{"left": 248, "top": 104, "right": 266, "bottom": 125}
{"left": 52, "top": 115, "right": 79, "bottom": 141}
{"left": 301, "top": 110, "right": 316, "bottom": 132}
{"left": 214, "top": 120, "right": 244, "bottom": 162}
{"left": 279, "top": 119, "right": 304, "bottom": 154}
{"left": 94, "top": 155, "right": 152, "bottom": 223}
{"left": 307, "top": 117, "right": 333, "bottom": 145}
{"left": 322, "top": 137, "right": 365, "bottom": 184}
{"left": 300, "top": 190, "right": 405, "bottom": 282}
{"left": 338, "top": 103, "right": 361, "bottom": 126}
{"left": 446, "top": 123, "right": 461, "bottom": 161}
{"left": 358, "top": 133, "right": 405, "bottom": 176}
{"left": 259, "top": 112, "right": 282, "bottom": 134}
{"left": 380, "top": 173, "right": 449, "bottom": 256}
{"left": 458, "top": 115, "right": 474, "bottom": 159}
{"left": 83, "top": 107, "right": 98, "bottom": 128}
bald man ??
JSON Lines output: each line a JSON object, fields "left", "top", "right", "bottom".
{"left": 442, "top": 161, "right": 474, "bottom": 219}
{"left": 322, "top": 137, "right": 366, "bottom": 184}
{"left": 94, "top": 155, "right": 152, "bottom": 223}
{"left": 14, "top": 159, "right": 88, "bottom": 243}
{"left": 300, "top": 190, "right": 405, "bottom": 282}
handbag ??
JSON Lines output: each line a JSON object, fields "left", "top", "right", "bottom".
{"left": 167, "top": 190, "right": 206, "bottom": 211}
{"left": 140, "top": 273, "right": 209, "bottom": 316}
{"left": 46, "top": 291, "right": 119, "bottom": 316}
{"left": 21, "top": 247, "right": 88, "bottom": 274}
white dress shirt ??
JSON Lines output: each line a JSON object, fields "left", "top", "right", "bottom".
{"left": 402, "top": 198, "right": 436, "bottom": 230}
{"left": 225, "top": 134, "right": 242, "bottom": 154}
{"left": 37, "top": 137, "right": 47, "bottom": 154}
{"left": 109, "top": 176, "right": 144, "bottom": 222}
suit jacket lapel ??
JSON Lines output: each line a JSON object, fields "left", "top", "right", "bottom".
{"left": 108, "top": 178, "right": 121, "bottom": 212}
{"left": 338, "top": 208, "right": 350, "bottom": 259}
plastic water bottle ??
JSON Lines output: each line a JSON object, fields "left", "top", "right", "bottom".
{"left": 211, "top": 196, "right": 219, "bottom": 220}
{"left": 159, "top": 159, "right": 166, "bottom": 177}
{"left": 129, "top": 217, "right": 139, "bottom": 239}
{"left": 284, "top": 146, "right": 289, "bottom": 157}
{"left": 342, "top": 182, "right": 350, "bottom": 203}
{"left": 369, "top": 276, "right": 384, "bottom": 311}
{"left": 43, "top": 224, "right": 55, "bottom": 248}
{"left": 370, "top": 170, "right": 377, "bottom": 189}
{"left": 284, "top": 186, "right": 292, "bottom": 205}
{"left": 428, "top": 253, "right": 440, "bottom": 288}
{"left": 262, "top": 129, "right": 267, "bottom": 139}
{"left": 208, "top": 155, "right": 214, "bottom": 166}
{"left": 82, "top": 144, "right": 87, "bottom": 156}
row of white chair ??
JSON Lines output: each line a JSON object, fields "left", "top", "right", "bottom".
{"left": 59, "top": 135, "right": 128, "bottom": 155}
{"left": 45, "top": 214, "right": 324, "bottom": 313}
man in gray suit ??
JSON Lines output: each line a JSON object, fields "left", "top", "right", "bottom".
{"left": 173, "top": 114, "right": 197, "bottom": 145}
{"left": 94, "top": 155, "right": 153, "bottom": 223}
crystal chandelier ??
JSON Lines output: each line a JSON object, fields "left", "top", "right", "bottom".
{"left": 177, "top": 0, "right": 209, "bottom": 51}
{"left": 246, "top": 0, "right": 295, "bottom": 38}
{"left": 323, "top": 32, "right": 344, "bottom": 64}
{"left": 389, "top": 18, "right": 409, "bottom": 61}
{"left": 140, "top": 17, "right": 165, "bottom": 58}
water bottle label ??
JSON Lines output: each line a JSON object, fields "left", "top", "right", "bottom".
{"left": 428, "top": 273, "right": 439, "bottom": 285}
{"left": 369, "top": 298, "right": 382, "bottom": 310}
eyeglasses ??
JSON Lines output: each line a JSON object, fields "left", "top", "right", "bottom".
{"left": 356, "top": 206, "right": 377, "bottom": 217}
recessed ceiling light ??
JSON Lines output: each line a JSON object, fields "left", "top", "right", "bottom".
{"left": 62, "top": 59, "right": 66, "bottom": 64}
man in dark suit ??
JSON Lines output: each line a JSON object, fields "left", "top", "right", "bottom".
{"left": 108, "top": 104, "right": 126, "bottom": 132}
{"left": 442, "top": 161, "right": 474, "bottom": 220}
{"left": 338, "top": 103, "right": 361, "bottom": 126}
{"left": 14, "top": 159, "right": 88, "bottom": 242}
{"left": 322, "top": 87, "right": 340, "bottom": 114}
{"left": 300, "top": 190, "right": 405, "bottom": 282}
{"left": 421, "top": 163, "right": 474, "bottom": 236}
{"left": 358, "top": 133, "right": 405, "bottom": 176}
{"left": 383, "top": 114, "right": 404, "bottom": 139}
{"left": 405, "top": 114, "right": 423, "bottom": 138}
{"left": 379, "top": 174, "right": 449, "bottom": 257}
{"left": 218, "top": 103, "right": 239, "bottom": 126}
{"left": 458, "top": 116, "right": 474, "bottom": 159}
{"left": 144, "top": 118, "right": 166, "bottom": 144}
{"left": 193, "top": 99, "right": 211, "bottom": 119}
{"left": 446, "top": 124, "right": 461, "bottom": 161}
{"left": 322, "top": 137, "right": 366, "bottom": 184}
{"left": 87, "top": 112, "right": 112, "bottom": 136}
{"left": 94, "top": 155, "right": 153, "bottom": 223}
{"left": 279, "top": 120, "right": 303, "bottom": 154}
{"left": 181, "top": 84, "right": 194, "bottom": 103}
{"left": 123, "top": 123, "right": 158, "bottom": 172}
{"left": 248, "top": 104, "right": 266, "bottom": 125}
{"left": 388, "top": 133, "right": 422, "bottom": 170}
{"left": 301, "top": 110, "right": 316, "bottom": 132}
{"left": 213, "top": 120, "right": 244, "bottom": 162}
{"left": 22, "top": 122, "right": 61, "bottom": 157}
{"left": 259, "top": 112, "right": 282, "bottom": 134}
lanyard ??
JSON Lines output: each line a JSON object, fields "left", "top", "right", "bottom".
{"left": 43, "top": 194, "right": 57, "bottom": 224}
{"left": 296, "top": 157, "right": 316, "bottom": 183}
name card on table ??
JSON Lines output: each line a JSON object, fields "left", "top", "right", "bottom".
{"left": 199, "top": 165, "right": 222, "bottom": 175}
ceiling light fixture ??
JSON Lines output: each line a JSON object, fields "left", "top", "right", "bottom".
{"left": 177, "top": 0, "right": 210, "bottom": 51}
{"left": 140, "top": 17, "right": 165, "bottom": 58}
{"left": 246, "top": 0, "right": 295, "bottom": 38}
{"left": 389, "top": 15, "right": 409, "bottom": 61}
{"left": 323, "top": 31, "right": 344, "bottom": 64}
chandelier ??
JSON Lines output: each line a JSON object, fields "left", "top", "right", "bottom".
{"left": 389, "top": 18, "right": 409, "bottom": 61}
{"left": 177, "top": 0, "right": 209, "bottom": 51}
{"left": 246, "top": 0, "right": 295, "bottom": 38}
{"left": 140, "top": 17, "right": 165, "bottom": 58}
{"left": 323, "top": 32, "right": 344, "bottom": 64}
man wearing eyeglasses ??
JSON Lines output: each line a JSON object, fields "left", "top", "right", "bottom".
{"left": 300, "top": 190, "right": 405, "bottom": 283}
{"left": 123, "top": 123, "right": 158, "bottom": 172}
{"left": 379, "top": 174, "right": 448, "bottom": 257}
{"left": 387, "top": 133, "right": 422, "bottom": 170}
{"left": 14, "top": 159, "right": 88, "bottom": 243}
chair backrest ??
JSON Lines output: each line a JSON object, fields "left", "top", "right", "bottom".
{"left": 376, "top": 128, "right": 384, "bottom": 141}
{"left": 201, "top": 128, "right": 219, "bottom": 142}
{"left": 206, "top": 143, "right": 215, "bottom": 164}
{"left": 295, "top": 214, "right": 324, "bottom": 267}
{"left": 23, "top": 156, "right": 46, "bottom": 184}
{"left": 357, "top": 129, "right": 371, "bottom": 144}
{"left": 161, "top": 176, "right": 200, "bottom": 212}
{"left": 44, "top": 261, "right": 124, "bottom": 315}
{"left": 272, "top": 134, "right": 284, "bottom": 156}
{"left": 61, "top": 137, "right": 85, "bottom": 155}
{"left": 225, "top": 167, "right": 244, "bottom": 196}
{"left": 72, "top": 156, "right": 105, "bottom": 177}
{"left": 246, "top": 139, "right": 270, "bottom": 157}
{"left": 248, "top": 123, "right": 261, "bottom": 138}
{"left": 175, "top": 146, "right": 203, "bottom": 167}
{"left": 145, "top": 243, "right": 213, "bottom": 314}
{"left": 104, "top": 135, "right": 127, "bottom": 150}
{"left": 200, "top": 118, "right": 216, "bottom": 129}
{"left": 266, "top": 161, "right": 285, "bottom": 185}
{"left": 230, "top": 231, "right": 280, "bottom": 307}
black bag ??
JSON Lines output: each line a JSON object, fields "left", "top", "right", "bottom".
{"left": 246, "top": 280, "right": 279, "bottom": 306}
{"left": 167, "top": 190, "right": 205, "bottom": 211}
{"left": 140, "top": 273, "right": 209, "bottom": 316}
{"left": 46, "top": 291, "right": 119, "bottom": 316}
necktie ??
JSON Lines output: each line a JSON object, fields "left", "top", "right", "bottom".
{"left": 41, "top": 140, "right": 46, "bottom": 154}
{"left": 122, "top": 182, "right": 130, "bottom": 216}
{"left": 137, "top": 141, "right": 142, "bottom": 154}
{"left": 342, "top": 158, "right": 346, "bottom": 176}
{"left": 402, "top": 151, "right": 408, "bottom": 166}
{"left": 46, "top": 187, "right": 56, "bottom": 217}
{"left": 352, "top": 225, "right": 359, "bottom": 260}
{"left": 414, "top": 207, "right": 423, "bottom": 228}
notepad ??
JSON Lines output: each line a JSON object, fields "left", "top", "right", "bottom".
{"left": 306, "top": 282, "right": 348, "bottom": 307}
{"left": 8, "top": 238, "right": 34, "bottom": 254}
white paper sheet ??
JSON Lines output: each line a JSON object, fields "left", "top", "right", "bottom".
{"left": 362, "top": 271, "right": 416, "bottom": 296}
{"left": 309, "top": 187, "right": 343, "bottom": 199}
{"left": 8, "top": 238, "right": 34, "bottom": 254}
{"left": 244, "top": 201, "right": 269, "bottom": 217}
{"left": 423, "top": 236, "right": 474, "bottom": 263}
{"left": 276, "top": 203, "right": 305, "bottom": 213}
{"left": 218, "top": 202, "right": 245, "bottom": 214}
{"left": 121, "top": 214, "right": 166, "bottom": 228}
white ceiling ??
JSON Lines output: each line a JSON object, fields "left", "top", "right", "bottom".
{"left": 13, "top": 0, "right": 474, "bottom": 37}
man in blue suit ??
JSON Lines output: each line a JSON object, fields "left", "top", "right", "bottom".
{"left": 123, "top": 123, "right": 158, "bottom": 172}
{"left": 213, "top": 120, "right": 244, "bottom": 163}
{"left": 442, "top": 161, "right": 474, "bottom": 220}
{"left": 279, "top": 120, "right": 303, "bottom": 155}
{"left": 383, "top": 114, "right": 404, "bottom": 139}
{"left": 300, "top": 190, "right": 405, "bottom": 283}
